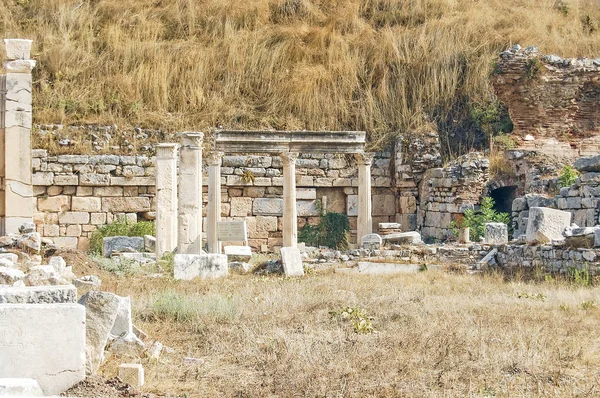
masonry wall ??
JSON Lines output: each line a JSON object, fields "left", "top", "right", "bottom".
{"left": 497, "top": 244, "right": 600, "bottom": 274}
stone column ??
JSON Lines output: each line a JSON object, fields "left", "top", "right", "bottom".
{"left": 281, "top": 152, "right": 299, "bottom": 247}
{"left": 2, "top": 39, "right": 36, "bottom": 234}
{"left": 355, "top": 152, "right": 375, "bottom": 243}
{"left": 206, "top": 151, "right": 223, "bottom": 254}
{"left": 155, "top": 143, "right": 178, "bottom": 258}
{"left": 178, "top": 132, "right": 204, "bottom": 254}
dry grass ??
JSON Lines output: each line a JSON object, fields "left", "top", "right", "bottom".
{"left": 98, "top": 269, "right": 600, "bottom": 397}
{"left": 2, "top": 1, "right": 600, "bottom": 149}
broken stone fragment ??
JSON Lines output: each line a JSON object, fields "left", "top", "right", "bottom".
{"left": 0, "top": 266, "right": 25, "bottom": 285}
{"left": 102, "top": 236, "right": 144, "bottom": 257}
{"left": 525, "top": 207, "right": 572, "bottom": 244}
{"left": 17, "top": 232, "right": 41, "bottom": 254}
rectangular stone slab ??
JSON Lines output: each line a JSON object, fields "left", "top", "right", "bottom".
{"left": 280, "top": 247, "right": 304, "bottom": 277}
{"left": 0, "top": 284, "right": 77, "bottom": 304}
{"left": 174, "top": 254, "right": 228, "bottom": 280}
{"left": 0, "top": 303, "right": 86, "bottom": 395}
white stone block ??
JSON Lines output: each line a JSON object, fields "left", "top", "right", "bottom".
{"left": 174, "top": 254, "right": 228, "bottom": 280}
{"left": 4, "top": 39, "right": 33, "bottom": 60}
{"left": 110, "top": 296, "right": 133, "bottom": 338}
{"left": 252, "top": 198, "right": 284, "bottom": 216}
{"left": 296, "top": 188, "right": 316, "bottom": 200}
{"left": 296, "top": 200, "right": 321, "bottom": 217}
{"left": 0, "top": 378, "right": 43, "bottom": 396}
{"left": 484, "top": 223, "right": 508, "bottom": 245}
{"left": 361, "top": 233, "right": 382, "bottom": 249}
{"left": 118, "top": 364, "right": 144, "bottom": 388}
{"left": 0, "top": 304, "right": 85, "bottom": 395}
{"left": 280, "top": 246, "right": 304, "bottom": 277}
{"left": 347, "top": 195, "right": 358, "bottom": 216}
{"left": 224, "top": 245, "right": 252, "bottom": 261}
{"left": 0, "top": 285, "right": 77, "bottom": 304}
{"left": 525, "top": 207, "right": 572, "bottom": 244}
{"left": 3, "top": 60, "right": 36, "bottom": 73}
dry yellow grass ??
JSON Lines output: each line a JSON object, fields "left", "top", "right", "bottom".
{"left": 98, "top": 269, "right": 600, "bottom": 397}
{"left": 2, "top": 0, "right": 600, "bottom": 149}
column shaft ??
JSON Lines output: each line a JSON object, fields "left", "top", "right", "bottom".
{"left": 206, "top": 151, "right": 223, "bottom": 254}
{"left": 281, "top": 152, "right": 299, "bottom": 247}
{"left": 356, "top": 153, "right": 375, "bottom": 244}
{"left": 178, "top": 132, "right": 204, "bottom": 254}
{"left": 155, "top": 143, "right": 178, "bottom": 257}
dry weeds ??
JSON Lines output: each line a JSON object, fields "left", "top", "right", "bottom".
{"left": 2, "top": 1, "right": 600, "bottom": 149}
{"left": 99, "top": 269, "right": 600, "bottom": 397}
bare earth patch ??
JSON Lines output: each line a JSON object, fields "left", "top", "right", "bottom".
{"left": 87, "top": 269, "right": 600, "bottom": 397}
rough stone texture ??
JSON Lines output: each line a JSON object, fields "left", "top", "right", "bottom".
{"left": 252, "top": 198, "right": 284, "bottom": 216}
{"left": 118, "top": 364, "right": 144, "bottom": 388}
{"left": 173, "top": 254, "right": 228, "bottom": 280}
{"left": 110, "top": 296, "right": 133, "bottom": 338}
{"left": 497, "top": 244, "right": 600, "bottom": 274}
{"left": 360, "top": 233, "right": 382, "bottom": 250}
{"left": 382, "top": 231, "right": 422, "bottom": 245}
{"left": 574, "top": 155, "right": 600, "bottom": 172}
{"left": 280, "top": 246, "right": 304, "bottom": 277}
{"left": 0, "top": 378, "right": 43, "bottom": 397}
{"left": 223, "top": 245, "right": 252, "bottom": 261}
{"left": 0, "top": 285, "right": 76, "bottom": 304}
{"left": 0, "top": 303, "right": 86, "bottom": 395}
{"left": 102, "top": 236, "right": 144, "bottom": 257}
{"left": 484, "top": 223, "right": 509, "bottom": 245}
{"left": 355, "top": 262, "right": 420, "bottom": 274}
{"left": 526, "top": 207, "right": 572, "bottom": 244}
{"left": 78, "top": 291, "right": 121, "bottom": 375}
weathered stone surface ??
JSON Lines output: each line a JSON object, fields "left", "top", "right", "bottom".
{"left": 78, "top": 291, "right": 121, "bottom": 374}
{"left": 0, "top": 378, "right": 43, "bottom": 396}
{"left": 355, "top": 262, "right": 421, "bottom": 274}
{"left": 0, "top": 266, "right": 24, "bottom": 285}
{"left": 102, "top": 236, "right": 144, "bottom": 257}
{"left": 574, "top": 155, "right": 600, "bottom": 172}
{"left": 360, "top": 233, "right": 382, "bottom": 250}
{"left": 372, "top": 195, "right": 396, "bottom": 216}
{"left": 101, "top": 197, "right": 151, "bottom": 212}
{"left": 296, "top": 200, "right": 321, "bottom": 217}
{"left": 174, "top": 254, "right": 228, "bottom": 280}
{"left": 280, "top": 246, "right": 304, "bottom": 277}
{"left": 484, "top": 223, "right": 508, "bottom": 245}
{"left": 37, "top": 196, "right": 70, "bottom": 212}
{"left": 0, "top": 285, "right": 76, "bottom": 304}
{"left": 17, "top": 232, "right": 41, "bottom": 253}
{"left": 118, "top": 364, "right": 144, "bottom": 388}
{"left": 58, "top": 212, "right": 90, "bottom": 225}
{"left": 525, "top": 207, "right": 572, "bottom": 244}
{"left": 110, "top": 295, "right": 133, "bottom": 338}
{"left": 71, "top": 197, "right": 101, "bottom": 212}
{"left": 223, "top": 245, "right": 252, "bottom": 261}
{"left": 0, "top": 303, "right": 86, "bottom": 395}
{"left": 252, "top": 198, "right": 284, "bottom": 216}
{"left": 230, "top": 197, "right": 253, "bottom": 217}
{"left": 346, "top": 195, "right": 358, "bottom": 217}
{"left": 381, "top": 231, "right": 422, "bottom": 245}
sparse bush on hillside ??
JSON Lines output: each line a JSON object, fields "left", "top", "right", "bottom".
{"left": 89, "top": 218, "right": 155, "bottom": 254}
{"left": 558, "top": 165, "right": 580, "bottom": 188}
{"left": 451, "top": 196, "right": 510, "bottom": 241}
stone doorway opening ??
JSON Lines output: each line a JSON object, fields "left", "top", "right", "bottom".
{"left": 489, "top": 185, "right": 517, "bottom": 214}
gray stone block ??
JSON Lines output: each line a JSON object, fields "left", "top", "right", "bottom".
{"left": 484, "top": 223, "right": 508, "bottom": 245}
{"left": 174, "top": 254, "right": 228, "bottom": 280}
{"left": 102, "top": 236, "right": 144, "bottom": 257}
{"left": 574, "top": 155, "right": 600, "bottom": 172}
{"left": 280, "top": 247, "right": 304, "bottom": 277}
{"left": 0, "top": 285, "right": 77, "bottom": 304}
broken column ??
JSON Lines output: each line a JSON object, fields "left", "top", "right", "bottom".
{"left": 155, "top": 143, "right": 178, "bottom": 258}
{"left": 1, "top": 39, "right": 36, "bottom": 234}
{"left": 206, "top": 151, "right": 223, "bottom": 254}
{"left": 356, "top": 152, "right": 375, "bottom": 243}
{"left": 178, "top": 132, "right": 204, "bottom": 254}
{"left": 281, "top": 152, "right": 299, "bottom": 247}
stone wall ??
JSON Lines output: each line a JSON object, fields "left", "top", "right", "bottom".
{"left": 497, "top": 244, "right": 599, "bottom": 274}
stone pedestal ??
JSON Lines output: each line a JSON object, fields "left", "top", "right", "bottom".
{"left": 155, "top": 144, "right": 178, "bottom": 258}
{"left": 206, "top": 151, "right": 223, "bottom": 254}
{"left": 178, "top": 132, "right": 204, "bottom": 254}
{"left": 1, "top": 39, "right": 36, "bottom": 234}
{"left": 281, "top": 152, "right": 299, "bottom": 247}
{"left": 458, "top": 227, "right": 470, "bottom": 244}
{"left": 356, "top": 153, "right": 375, "bottom": 244}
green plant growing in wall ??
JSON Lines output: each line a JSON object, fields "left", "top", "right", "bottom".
{"left": 558, "top": 165, "right": 580, "bottom": 188}
{"left": 241, "top": 169, "right": 255, "bottom": 183}
{"left": 525, "top": 58, "right": 541, "bottom": 79}
{"left": 450, "top": 197, "right": 510, "bottom": 241}
{"left": 89, "top": 217, "right": 155, "bottom": 254}
{"left": 298, "top": 212, "right": 350, "bottom": 249}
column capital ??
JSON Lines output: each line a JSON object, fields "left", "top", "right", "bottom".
{"left": 180, "top": 132, "right": 204, "bottom": 148}
{"left": 355, "top": 152, "right": 375, "bottom": 166}
{"left": 206, "top": 151, "right": 224, "bottom": 166}
{"left": 280, "top": 151, "right": 299, "bottom": 165}
{"left": 155, "top": 143, "right": 178, "bottom": 159}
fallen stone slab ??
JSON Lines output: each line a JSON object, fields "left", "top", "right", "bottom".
{"left": 280, "top": 246, "right": 304, "bottom": 277}
{"left": 381, "top": 231, "right": 423, "bottom": 245}
{"left": 79, "top": 291, "right": 121, "bottom": 374}
{"left": 102, "top": 236, "right": 144, "bottom": 257}
{"left": 356, "top": 262, "right": 421, "bottom": 274}
{"left": 476, "top": 248, "right": 498, "bottom": 270}
{"left": 361, "top": 233, "right": 382, "bottom": 250}
{"left": 110, "top": 295, "right": 133, "bottom": 337}
{"left": 224, "top": 245, "right": 252, "bottom": 261}
{"left": 0, "top": 284, "right": 77, "bottom": 304}
{"left": 526, "top": 207, "right": 572, "bottom": 244}
{"left": 174, "top": 254, "right": 228, "bottom": 280}
{"left": 0, "top": 304, "right": 85, "bottom": 395}
{"left": 484, "top": 223, "right": 508, "bottom": 245}
{"left": 0, "top": 378, "right": 43, "bottom": 396}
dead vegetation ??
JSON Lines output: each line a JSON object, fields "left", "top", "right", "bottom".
{"left": 3, "top": 0, "right": 600, "bottom": 150}
{"left": 96, "top": 269, "right": 600, "bottom": 397}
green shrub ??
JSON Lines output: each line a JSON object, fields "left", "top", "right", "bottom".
{"left": 451, "top": 197, "right": 510, "bottom": 241}
{"left": 89, "top": 218, "right": 156, "bottom": 254}
{"left": 558, "top": 165, "right": 580, "bottom": 188}
{"left": 298, "top": 212, "right": 350, "bottom": 249}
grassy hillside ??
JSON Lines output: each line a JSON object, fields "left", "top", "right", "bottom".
{"left": 2, "top": 0, "right": 600, "bottom": 151}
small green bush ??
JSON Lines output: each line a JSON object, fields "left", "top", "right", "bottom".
{"left": 330, "top": 306, "right": 374, "bottom": 334}
{"left": 298, "top": 212, "right": 350, "bottom": 249}
{"left": 89, "top": 218, "right": 155, "bottom": 254}
{"left": 558, "top": 165, "right": 579, "bottom": 188}
{"left": 451, "top": 197, "right": 510, "bottom": 241}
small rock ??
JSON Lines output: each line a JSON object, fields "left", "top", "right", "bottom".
{"left": 18, "top": 222, "right": 36, "bottom": 234}
{"left": 0, "top": 266, "right": 25, "bottom": 284}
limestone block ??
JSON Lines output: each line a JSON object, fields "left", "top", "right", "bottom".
{"left": 65, "top": 224, "right": 82, "bottom": 237}
{"left": 4, "top": 38, "right": 33, "bottom": 60}
{"left": 247, "top": 216, "right": 278, "bottom": 239}
{"left": 78, "top": 292, "right": 120, "bottom": 375}
{"left": 0, "top": 378, "right": 43, "bottom": 396}
{"left": 280, "top": 246, "right": 304, "bottom": 277}
{"left": 76, "top": 186, "right": 93, "bottom": 196}
{"left": 372, "top": 195, "right": 396, "bottom": 216}
{"left": 101, "top": 197, "right": 151, "bottom": 212}
{"left": 90, "top": 213, "right": 106, "bottom": 225}
{"left": 0, "top": 267, "right": 25, "bottom": 284}
{"left": 253, "top": 198, "right": 284, "bottom": 216}
{"left": 94, "top": 186, "right": 123, "bottom": 197}
{"left": 332, "top": 178, "right": 352, "bottom": 187}
{"left": 37, "top": 196, "right": 70, "bottom": 212}
{"left": 224, "top": 245, "right": 252, "bottom": 261}
{"left": 347, "top": 195, "right": 358, "bottom": 217}
{"left": 72, "top": 197, "right": 101, "bottom": 212}
{"left": 222, "top": 155, "right": 248, "bottom": 167}
{"left": 58, "top": 212, "right": 89, "bottom": 225}
{"left": 230, "top": 197, "right": 253, "bottom": 217}
{"left": 0, "top": 284, "right": 76, "bottom": 304}
{"left": 382, "top": 231, "right": 423, "bottom": 245}
{"left": 297, "top": 200, "right": 321, "bottom": 217}
{"left": 32, "top": 172, "right": 54, "bottom": 186}
{"left": 118, "top": 364, "right": 144, "bottom": 388}
{"left": 361, "top": 233, "right": 382, "bottom": 249}
{"left": 484, "top": 223, "right": 508, "bottom": 245}
{"left": 110, "top": 296, "right": 133, "bottom": 337}
{"left": 102, "top": 236, "right": 144, "bottom": 257}
{"left": 243, "top": 187, "right": 266, "bottom": 198}
{"left": 53, "top": 237, "right": 78, "bottom": 248}
{"left": 79, "top": 174, "right": 110, "bottom": 186}
{"left": 174, "top": 254, "right": 228, "bottom": 280}
{"left": 328, "top": 158, "right": 347, "bottom": 169}
{"left": 525, "top": 207, "right": 572, "bottom": 244}
{"left": 314, "top": 178, "right": 334, "bottom": 187}
{"left": 0, "top": 303, "right": 86, "bottom": 395}
{"left": 296, "top": 176, "right": 314, "bottom": 186}
{"left": 4, "top": 60, "right": 36, "bottom": 73}
{"left": 110, "top": 177, "right": 155, "bottom": 186}
{"left": 226, "top": 175, "right": 253, "bottom": 186}
{"left": 297, "top": 188, "right": 316, "bottom": 200}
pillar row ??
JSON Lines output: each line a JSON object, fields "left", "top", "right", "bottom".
{"left": 206, "top": 151, "right": 223, "bottom": 254}
{"left": 281, "top": 152, "right": 299, "bottom": 247}
{"left": 356, "top": 152, "right": 375, "bottom": 244}
{"left": 155, "top": 143, "right": 178, "bottom": 258}
{"left": 178, "top": 132, "right": 204, "bottom": 254}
